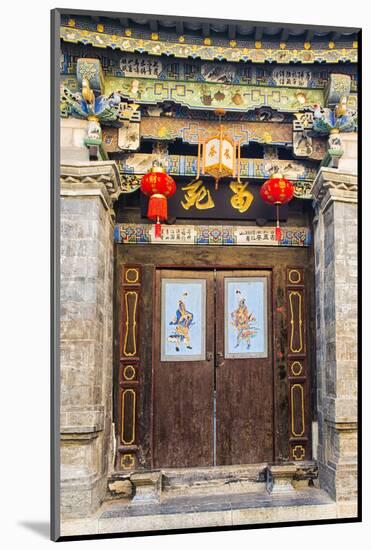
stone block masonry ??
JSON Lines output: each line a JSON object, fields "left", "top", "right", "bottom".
{"left": 311, "top": 166, "right": 358, "bottom": 506}
{"left": 60, "top": 161, "right": 120, "bottom": 518}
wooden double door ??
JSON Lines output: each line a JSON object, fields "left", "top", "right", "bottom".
{"left": 153, "top": 268, "right": 273, "bottom": 468}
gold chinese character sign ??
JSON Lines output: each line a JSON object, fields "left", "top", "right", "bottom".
{"left": 179, "top": 180, "right": 254, "bottom": 214}
{"left": 181, "top": 181, "right": 215, "bottom": 211}
{"left": 229, "top": 182, "right": 254, "bottom": 213}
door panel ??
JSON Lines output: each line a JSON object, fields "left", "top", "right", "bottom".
{"left": 153, "top": 270, "right": 215, "bottom": 468}
{"left": 215, "top": 270, "right": 274, "bottom": 465}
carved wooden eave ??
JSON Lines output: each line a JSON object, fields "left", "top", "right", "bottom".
{"left": 60, "top": 26, "right": 358, "bottom": 64}
{"left": 60, "top": 161, "right": 121, "bottom": 217}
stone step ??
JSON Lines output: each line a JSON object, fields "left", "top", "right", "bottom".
{"left": 62, "top": 487, "right": 338, "bottom": 537}
{"left": 161, "top": 463, "right": 268, "bottom": 496}
{"left": 106, "top": 462, "right": 318, "bottom": 502}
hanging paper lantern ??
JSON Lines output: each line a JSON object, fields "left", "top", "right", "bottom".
{"left": 194, "top": 109, "right": 242, "bottom": 190}
{"left": 140, "top": 166, "right": 177, "bottom": 238}
{"left": 260, "top": 177, "right": 295, "bottom": 241}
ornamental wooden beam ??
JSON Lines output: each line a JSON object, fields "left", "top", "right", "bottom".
{"left": 117, "top": 153, "right": 318, "bottom": 186}
{"left": 60, "top": 26, "right": 358, "bottom": 64}
{"left": 115, "top": 223, "right": 312, "bottom": 246}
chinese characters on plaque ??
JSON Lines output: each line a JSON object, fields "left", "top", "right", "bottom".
{"left": 141, "top": 180, "right": 292, "bottom": 221}
{"left": 116, "top": 224, "right": 311, "bottom": 247}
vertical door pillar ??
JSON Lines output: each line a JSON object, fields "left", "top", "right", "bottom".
{"left": 60, "top": 161, "right": 120, "bottom": 517}
{"left": 311, "top": 165, "right": 357, "bottom": 514}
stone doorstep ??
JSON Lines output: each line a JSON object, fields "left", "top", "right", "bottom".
{"left": 162, "top": 463, "right": 267, "bottom": 497}
{"left": 162, "top": 462, "right": 267, "bottom": 483}
{"left": 107, "top": 462, "right": 318, "bottom": 503}
{"left": 60, "top": 486, "right": 344, "bottom": 537}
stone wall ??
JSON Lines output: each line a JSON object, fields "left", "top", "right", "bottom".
{"left": 61, "top": 118, "right": 89, "bottom": 163}
{"left": 60, "top": 162, "right": 120, "bottom": 518}
{"left": 312, "top": 167, "right": 357, "bottom": 510}
{"left": 337, "top": 132, "right": 357, "bottom": 175}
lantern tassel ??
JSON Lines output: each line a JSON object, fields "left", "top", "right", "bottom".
{"left": 155, "top": 218, "right": 162, "bottom": 239}
{"left": 275, "top": 204, "right": 281, "bottom": 241}
{"left": 148, "top": 194, "right": 167, "bottom": 239}
{"left": 275, "top": 224, "right": 281, "bottom": 241}
{"left": 148, "top": 194, "right": 167, "bottom": 221}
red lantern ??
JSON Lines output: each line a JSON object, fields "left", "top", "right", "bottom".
{"left": 140, "top": 166, "right": 177, "bottom": 238}
{"left": 260, "top": 177, "right": 295, "bottom": 241}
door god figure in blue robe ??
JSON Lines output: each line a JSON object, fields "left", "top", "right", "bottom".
{"left": 168, "top": 295, "right": 195, "bottom": 352}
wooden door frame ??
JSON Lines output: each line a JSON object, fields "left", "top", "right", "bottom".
{"left": 114, "top": 245, "right": 314, "bottom": 471}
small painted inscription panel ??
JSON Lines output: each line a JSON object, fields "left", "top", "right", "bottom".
{"left": 224, "top": 277, "right": 268, "bottom": 359}
{"left": 161, "top": 279, "right": 206, "bottom": 362}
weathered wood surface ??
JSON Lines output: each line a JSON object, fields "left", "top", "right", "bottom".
{"left": 215, "top": 270, "right": 273, "bottom": 465}
{"left": 153, "top": 269, "right": 215, "bottom": 468}
{"left": 114, "top": 244, "right": 314, "bottom": 470}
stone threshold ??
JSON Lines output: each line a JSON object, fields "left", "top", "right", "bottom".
{"left": 161, "top": 462, "right": 267, "bottom": 496}
{"left": 107, "top": 461, "right": 318, "bottom": 501}
{"left": 60, "top": 486, "right": 343, "bottom": 537}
